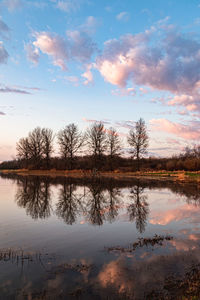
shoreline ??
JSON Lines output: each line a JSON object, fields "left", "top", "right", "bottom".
{"left": 1, "top": 169, "right": 200, "bottom": 182}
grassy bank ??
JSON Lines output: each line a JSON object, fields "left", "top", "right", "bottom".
{"left": 1, "top": 169, "right": 200, "bottom": 182}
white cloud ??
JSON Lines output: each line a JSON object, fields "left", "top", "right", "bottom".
{"left": 116, "top": 11, "right": 130, "bottom": 22}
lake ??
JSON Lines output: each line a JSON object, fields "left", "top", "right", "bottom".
{"left": 0, "top": 173, "right": 200, "bottom": 299}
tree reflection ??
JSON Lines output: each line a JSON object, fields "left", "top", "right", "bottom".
{"left": 56, "top": 182, "right": 85, "bottom": 225}
{"left": 127, "top": 184, "right": 149, "bottom": 233}
{"left": 87, "top": 184, "right": 106, "bottom": 226}
{"left": 14, "top": 176, "right": 150, "bottom": 228}
{"left": 15, "top": 177, "right": 51, "bottom": 219}
{"left": 106, "top": 187, "right": 121, "bottom": 223}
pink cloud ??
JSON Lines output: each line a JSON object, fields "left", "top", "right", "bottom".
{"left": 33, "top": 32, "right": 69, "bottom": 70}
{"left": 82, "top": 117, "right": 110, "bottom": 124}
{"left": 170, "top": 239, "right": 197, "bottom": 251}
{"left": 168, "top": 94, "right": 200, "bottom": 113}
{"left": 81, "top": 64, "right": 94, "bottom": 85}
{"left": 150, "top": 118, "right": 200, "bottom": 140}
{"left": 96, "top": 24, "right": 200, "bottom": 113}
{"left": 65, "top": 75, "right": 79, "bottom": 86}
{"left": 111, "top": 87, "right": 136, "bottom": 96}
{"left": 139, "top": 87, "right": 149, "bottom": 94}
{"left": 98, "top": 260, "right": 133, "bottom": 294}
{"left": 27, "top": 28, "right": 96, "bottom": 70}
{"left": 150, "top": 204, "right": 200, "bottom": 226}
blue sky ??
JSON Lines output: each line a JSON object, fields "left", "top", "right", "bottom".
{"left": 1, "top": 0, "right": 200, "bottom": 161}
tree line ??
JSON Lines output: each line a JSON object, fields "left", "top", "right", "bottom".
{"left": 1, "top": 118, "right": 200, "bottom": 172}
{"left": 15, "top": 118, "right": 149, "bottom": 171}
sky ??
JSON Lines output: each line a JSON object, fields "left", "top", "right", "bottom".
{"left": 1, "top": 0, "right": 200, "bottom": 161}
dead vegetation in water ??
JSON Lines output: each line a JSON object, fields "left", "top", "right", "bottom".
{"left": 146, "top": 263, "right": 200, "bottom": 299}
{"left": 0, "top": 248, "right": 55, "bottom": 267}
{"left": 50, "top": 262, "right": 94, "bottom": 275}
{"left": 106, "top": 234, "right": 173, "bottom": 253}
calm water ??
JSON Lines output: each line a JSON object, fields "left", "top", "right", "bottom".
{"left": 0, "top": 174, "right": 200, "bottom": 299}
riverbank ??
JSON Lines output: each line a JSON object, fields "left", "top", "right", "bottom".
{"left": 1, "top": 169, "right": 200, "bottom": 182}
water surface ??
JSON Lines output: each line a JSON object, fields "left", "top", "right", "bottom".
{"left": 1, "top": 174, "right": 200, "bottom": 299}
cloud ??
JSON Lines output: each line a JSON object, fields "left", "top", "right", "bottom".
{"left": 166, "top": 138, "right": 184, "bottom": 146}
{"left": 25, "top": 43, "right": 40, "bottom": 64}
{"left": 150, "top": 118, "right": 200, "bottom": 140}
{"left": 27, "top": 29, "right": 96, "bottom": 70}
{"left": 0, "top": 42, "right": 9, "bottom": 64}
{"left": 0, "top": 84, "right": 41, "bottom": 94}
{"left": 29, "top": 1, "right": 48, "bottom": 9}
{"left": 1, "top": 0, "right": 23, "bottom": 11}
{"left": 115, "top": 120, "right": 135, "bottom": 130}
{"left": 0, "top": 86, "right": 31, "bottom": 94}
{"left": 82, "top": 117, "right": 110, "bottom": 124}
{"left": 67, "top": 30, "right": 96, "bottom": 63}
{"left": 0, "top": 111, "right": 6, "bottom": 115}
{"left": 96, "top": 23, "right": 200, "bottom": 113}
{"left": 150, "top": 203, "right": 200, "bottom": 226}
{"left": 98, "top": 259, "right": 133, "bottom": 294}
{"left": 111, "top": 87, "right": 136, "bottom": 96}
{"left": 56, "top": 0, "right": 82, "bottom": 12}
{"left": 81, "top": 64, "right": 93, "bottom": 85}
{"left": 168, "top": 94, "right": 200, "bottom": 113}
{"left": 82, "top": 117, "right": 98, "bottom": 123}
{"left": 65, "top": 75, "right": 79, "bottom": 86}
{"left": 80, "top": 16, "right": 99, "bottom": 35}
{"left": 116, "top": 11, "right": 130, "bottom": 22}
{"left": 0, "top": 19, "right": 10, "bottom": 39}
{"left": 139, "top": 87, "right": 149, "bottom": 94}
{"left": 33, "top": 32, "right": 69, "bottom": 70}
{"left": 105, "top": 6, "right": 112, "bottom": 12}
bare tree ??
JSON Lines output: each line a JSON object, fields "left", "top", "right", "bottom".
{"left": 193, "top": 145, "right": 200, "bottom": 159}
{"left": 27, "top": 127, "right": 44, "bottom": 168}
{"left": 57, "top": 123, "right": 84, "bottom": 169}
{"left": 127, "top": 118, "right": 149, "bottom": 171}
{"left": 107, "top": 127, "right": 121, "bottom": 170}
{"left": 16, "top": 137, "right": 30, "bottom": 161}
{"left": 86, "top": 122, "right": 107, "bottom": 169}
{"left": 42, "top": 128, "right": 54, "bottom": 169}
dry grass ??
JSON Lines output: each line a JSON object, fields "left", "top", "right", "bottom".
{"left": 1, "top": 169, "right": 200, "bottom": 183}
